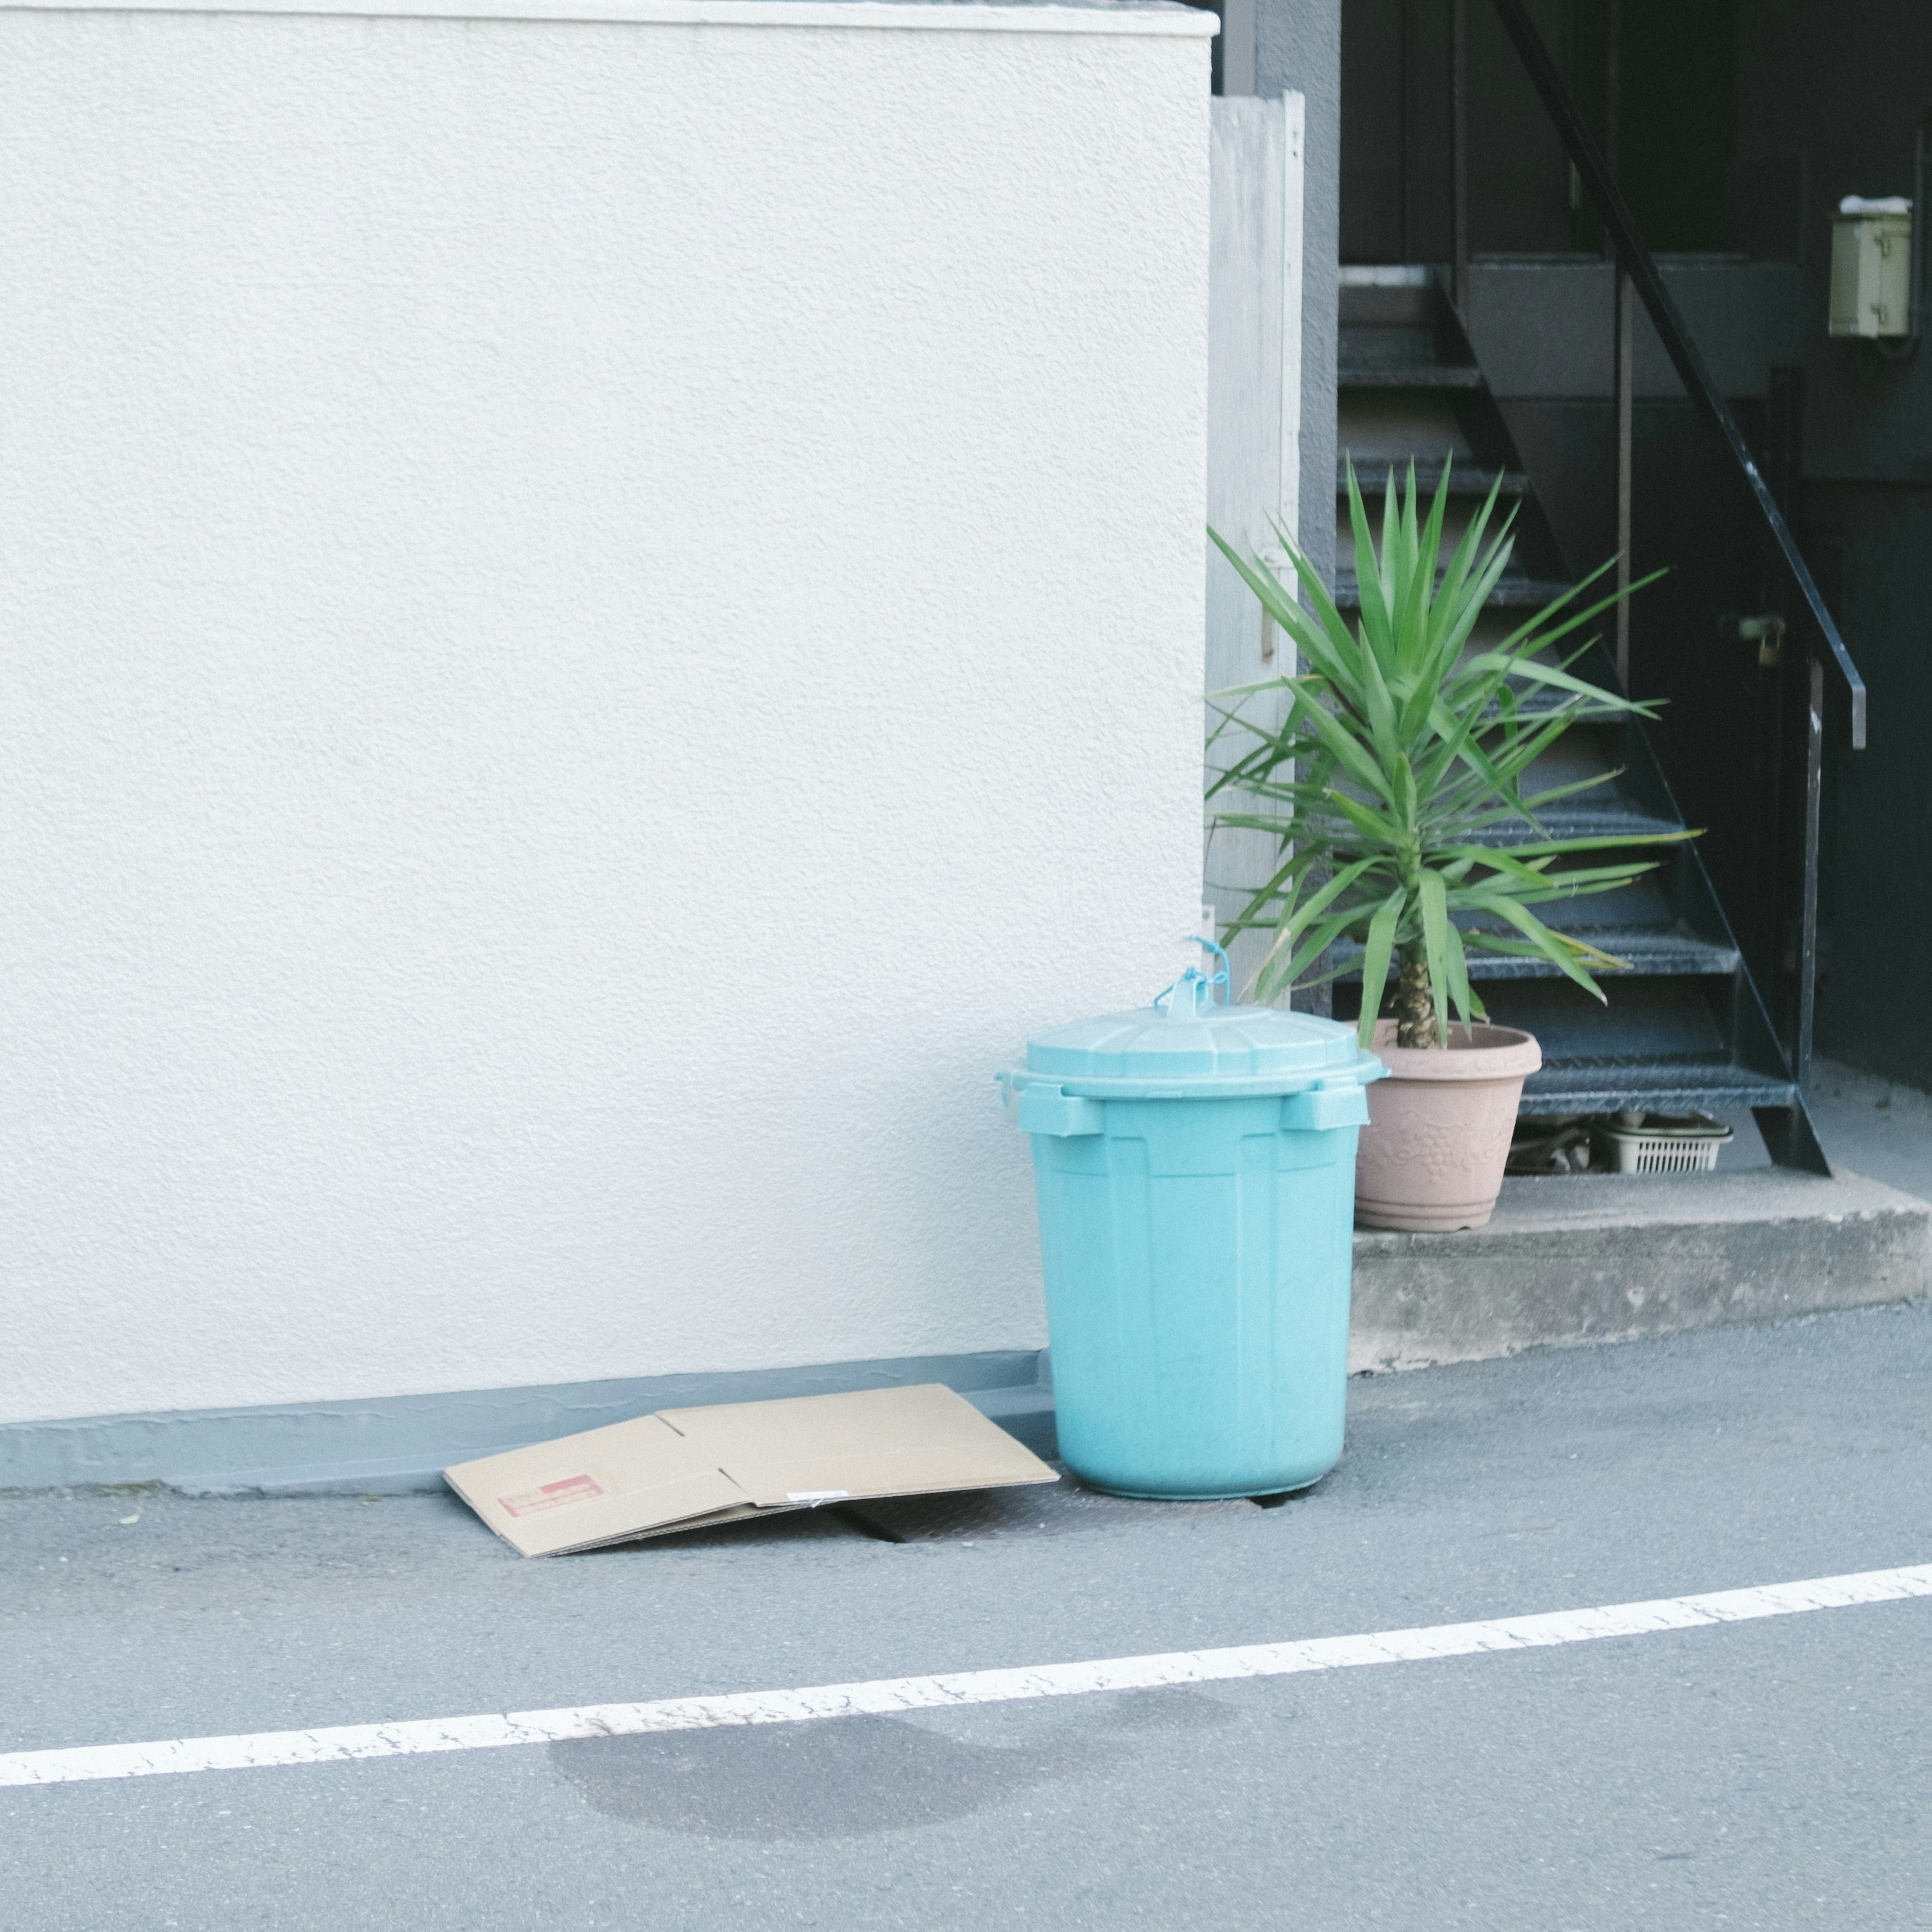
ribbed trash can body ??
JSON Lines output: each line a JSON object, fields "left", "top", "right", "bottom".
{"left": 1003, "top": 981, "right": 1381, "bottom": 1499}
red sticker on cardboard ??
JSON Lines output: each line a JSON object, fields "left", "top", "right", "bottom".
{"left": 499, "top": 1472, "right": 607, "bottom": 1518}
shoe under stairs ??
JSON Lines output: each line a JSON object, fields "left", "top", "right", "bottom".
{"left": 1330, "top": 266, "right": 1823, "bottom": 1170}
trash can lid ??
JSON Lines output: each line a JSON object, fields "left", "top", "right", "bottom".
{"left": 1017, "top": 966, "right": 1378, "bottom": 1095}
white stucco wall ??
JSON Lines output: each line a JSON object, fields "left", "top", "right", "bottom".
{"left": 0, "top": 0, "right": 1213, "bottom": 1422}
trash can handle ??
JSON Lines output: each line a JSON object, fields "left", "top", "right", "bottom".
{"left": 1015, "top": 1085, "right": 1106, "bottom": 1138}
{"left": 1153, "top": 936, "right": 1231, "bottom": 1020}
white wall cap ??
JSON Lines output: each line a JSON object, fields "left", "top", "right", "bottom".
{"left": 0, "top": 0, "right": 1217, "bottom": 32}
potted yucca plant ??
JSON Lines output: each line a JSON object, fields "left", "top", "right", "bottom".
{"left": 1208, "top": 462, "right": 1692, "bottom": 1230}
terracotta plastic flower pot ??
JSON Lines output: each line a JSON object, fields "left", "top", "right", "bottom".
{"left": 1354, "top": 1019, "right": 1542, "bottom": 1232}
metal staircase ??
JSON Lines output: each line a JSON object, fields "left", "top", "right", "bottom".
{"left": 1332, "top": 264, "right": 1827, "bottom": 1169}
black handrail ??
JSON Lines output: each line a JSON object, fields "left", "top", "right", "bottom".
{"left": 1489, "top": 0, "right": 1869, "bottom": 749}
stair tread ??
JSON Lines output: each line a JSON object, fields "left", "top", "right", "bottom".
{"left": 1285, "top": 806, "right": 1684, "bottom": 845}
{"left": 1468, "top": 937, "right": 1738, "bottom": 979}
{"left": 1331, "top": 921, "right": 1738, "bottom": 982}
{"left": 1338, "top": 461, "right": 1533, "bottom": 496}
{"left": 1462, "top": 804, "right": 1688, "bottom": 844}
{"left": 1338, "top": 363, "right": 1485, "bottom": 389}
{"left": 1476, "top": 686, "right": 1623, "bottom": 719}
{"left": 1334, "top": 570, "right": 1576, "bottom": 611}
{"left": 1518, "top": 1064, "right": 1798, "bottom": 1114}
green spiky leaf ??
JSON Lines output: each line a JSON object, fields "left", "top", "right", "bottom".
{"left": 1207, "top": 456, "right": 1680, "bottom": 1037}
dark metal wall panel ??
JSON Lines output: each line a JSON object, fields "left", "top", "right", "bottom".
{"left": 1467, "top": 257, "right": 1803, "bottom": 400}
{"left": 1808, "top": 484, "right": 1932, "bottom": 1088}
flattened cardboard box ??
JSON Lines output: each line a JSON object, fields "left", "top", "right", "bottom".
{"left": 445, "top": 1383, "right": 1058, "bottom": 1557}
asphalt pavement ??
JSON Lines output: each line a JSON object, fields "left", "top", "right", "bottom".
{"left": 4, "top": 1298, "right": 1928, "bottom": 1930}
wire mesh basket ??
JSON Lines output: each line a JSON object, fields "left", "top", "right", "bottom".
{"left": 1592, "top": 1111, "right": 1733, "bottom": 1175}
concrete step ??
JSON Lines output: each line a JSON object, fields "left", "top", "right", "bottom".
{"left": 1350, "top": 1167, "right": 1929, "bottom": 1373}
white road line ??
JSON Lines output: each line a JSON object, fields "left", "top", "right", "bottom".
{"left": 4, "top": 1563, "right": 1927, "bottom": 1790}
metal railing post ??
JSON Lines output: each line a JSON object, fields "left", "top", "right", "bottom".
{"left": 1614, "top": 266, "right": 1634, "bottom": 689}
{"left": 1449, "top": 0, "right": 1469, "bottom": 317}
{"left": 1602, "top": 0, "right": 1621, "bottom": 249}
{"left": 1911, "top": 109, "right": 1930, "bottom": 344}
{"left": 1798, "top": 655, "right": 1823, "bottom": 1092}
{"left": 1604, "top": 0, "right": 1632, "bottom": 688}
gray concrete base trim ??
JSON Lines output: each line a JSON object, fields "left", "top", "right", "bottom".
{"left": 11, "top": 1169, "right": 1928, "bottom": 1496}
{"left": 0, "top": 1350, "right": 1053, "bottom": 1496}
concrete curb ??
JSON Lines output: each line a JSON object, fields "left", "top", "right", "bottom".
{"left": 0, "top": 1351, "right": 1054, "bottom": 1497}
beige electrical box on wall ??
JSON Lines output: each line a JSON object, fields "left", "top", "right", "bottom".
{"left": 1830, "top": 196, "right": 1914, "bottom": 338}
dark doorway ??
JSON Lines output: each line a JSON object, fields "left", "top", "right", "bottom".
{"left": 1342, "top": 0, "right": 1741, "bottom": 262}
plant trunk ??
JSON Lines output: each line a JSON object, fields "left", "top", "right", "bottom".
{"left": 1394, "top": 953, "right": 1441, "bottom": 1049}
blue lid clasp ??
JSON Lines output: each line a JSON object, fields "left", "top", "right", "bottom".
{"left": 1152, "top": 935, "right": 1231, "bottom": 1022}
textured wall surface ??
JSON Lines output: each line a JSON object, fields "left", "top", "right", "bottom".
{"left": 0, "top": 0, "right": 1213, "bottom": 1422}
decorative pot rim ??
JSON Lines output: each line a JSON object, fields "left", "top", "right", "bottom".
{"left": 1367, "top": 1017, "right": 1542, "bottom": 1082}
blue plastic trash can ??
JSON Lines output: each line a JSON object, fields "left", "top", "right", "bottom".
{"left": 999, "top": 961, "right": 1384, "bottom": 1499}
